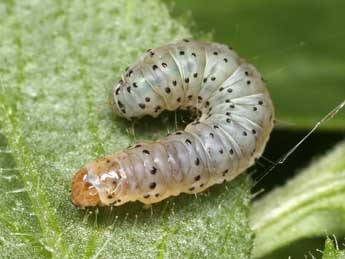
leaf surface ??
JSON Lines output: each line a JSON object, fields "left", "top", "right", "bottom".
{"left": 251, "top": 141, "right": 345, "bottom": 258}
{"left": 323, "top": 237, "right": 345, "bottom": 259}
{"left": 0, "top": 1, "right": 253, "bottom": 258}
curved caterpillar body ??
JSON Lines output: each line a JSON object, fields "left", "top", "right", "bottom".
{"left": 71, "top": 40, "right": 274, "bottom": 208}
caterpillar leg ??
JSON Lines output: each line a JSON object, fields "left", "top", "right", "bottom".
{"left": 143, "top": 204, "right": 152, "bottom": 210}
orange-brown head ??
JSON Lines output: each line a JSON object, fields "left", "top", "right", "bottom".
{"left": 71, "top": 168, "right": 101, "bottom": 208}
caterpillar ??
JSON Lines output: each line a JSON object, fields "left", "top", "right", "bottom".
{"left": 71, "top": 40, "right": 274, "bottom": 208}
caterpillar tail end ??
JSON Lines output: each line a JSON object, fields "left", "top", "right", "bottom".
{"left": 71, "top": 168, "right": 100, "bottom": 209}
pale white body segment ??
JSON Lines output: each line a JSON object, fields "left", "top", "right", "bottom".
{"left": 71, "top": 40, "right": 274, "bottom": 208}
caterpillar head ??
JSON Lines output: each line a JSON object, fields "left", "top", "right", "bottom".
{"left": 71, "top": 157, "right": 122, "bottom": 208}
{"left": 71, "top": 168, "right": 101, "bottom": 208}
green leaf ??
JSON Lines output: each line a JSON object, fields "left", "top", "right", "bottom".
{"left": 251, "top": 141, "right": 345, "bottom": 258}
{"left": 0, "top": 0, "right": 253, "bottom": 258}
{"left": 167, "top": 0, "right": 345, "bottom": 129}
{"left": 323, "top": 237, "right": 345, "bottom": 259}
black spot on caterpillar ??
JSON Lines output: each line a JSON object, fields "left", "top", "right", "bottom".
{"left": 71, "top": 40, "right": 275, "bottom": 208}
